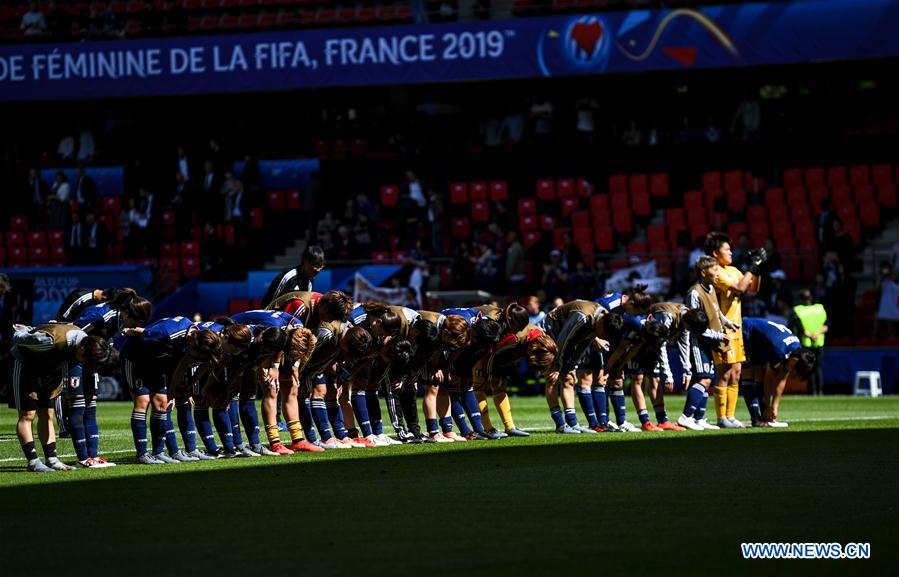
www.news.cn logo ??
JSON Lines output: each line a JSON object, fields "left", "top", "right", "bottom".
{"left": 741, "top": 543, "right": 871, "bottom": 560}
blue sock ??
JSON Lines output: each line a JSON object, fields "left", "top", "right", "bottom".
{"left": 165, "top": 407, "right": 180, "bottom": 455}
{"left": 637, "top": 409, "right": 650, "bottom": 425}
{"left": 610, "top": 390, "right": 627, "bottom": 425}
{"left": 176, "top": 401, "right": 197, "bottom": 453}
{"left": 550, "top": 406, "right": 565, "bottom": 428}
{"left": 194, "top": 406, "right": 217, "bottom": 453}
{"left": 351, "top": 392, "right": 372, "bottom": 437}
{"left": 755, "top": 382, "right": 767, "bottom": 417}
{"left": 449, "top": 394, "right": 473, "bottom": 436}
{"left": 68, "top": 398, "right": 88, "bottom": 462}
{"left": 742, "top": 381, "right": 762, "bottom": 422}
{"left": 299, "top": 398, "right": 318, "bottom": 443}
{"left": 212, "top": 408, "right": 235, "bottom": 451}
{"left": 150, "top": 409, "right": 167, "bottom": 455}
{"left": 366, "top": 390, "right": 383, "bottom": 435}
{"left": 696, "top": 388, "right": 709, "bottom": 420}
{"left": 239, "top": 399, "right": 260, "bottom": 446}
{"left": 131, "top": 410, "right": 148, "bottom": 457}
{"left": 425, "top": 418, "right": 439, "bottom": 436}
{"left": 654, "top": 403, "right": 668, "bottom": 424}
{"left": 229, "top": 400, "right": 244, "bottom": 446}
{"left": 311, "top": 398, "right": 332, "bottom": 441}
{"left": 683, "top": 383, "right": 705, "bottom": 418}
{"left": 462, "top": 389, "right": 485, "bottom": 433}
{"left": 326, "top": 399, "right": 348, "bottom": 440}
{"left": 84, "top": 401, "right": 100, "bottom": 458}
{"left": 439, "top": 416, "right": 454, "bottom": 434}
{"left": 564, "top": 407, "right": 579, "bottom": 428}
{"left": 592, "top": 386, "right": 609, "bottom": 426}
{"left": 577, "top": 387, "right": 598, "bottom": 428}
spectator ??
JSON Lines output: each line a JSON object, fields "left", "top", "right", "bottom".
{"left": 473, "top": 242, "right": 498, "bottom": 291}
{"left": 317, "top": 212, "right": 339, "bottom": 241}
{"left": 83, "top": 212, "right": 107, "bottom": 264}
{"left": 505, "top": 231, "right": 525, "bottom": 299}
{"left": 26, "top": 168, "right": 49, "bottom": 229}
{"left": 811, "top": 272, "right": 828, "bottom": 303}
{"left": 452, "top": 242, "right": 475, "bottom": 287}
{"left": 575, "top": 96, "right": 599, "bottom": 142}
{"left": 401, "top": 286, "right": 420, "bottom": 309}
{"left": 73, "top": 166, "right": 99, "bottom": 212}
{"left": 621, "top": 120, "right": 642, "bottom": 146}
{"left": 220, "top": 171, "right": 239, "bottom": 224}
{"left": 407, "top": 240, "right": 430, "bottom": 300}
{"left": 593, "top": 260, "right": 610, "bottom": 296}
{"left": 120, "top": 197, "right": 139, "bottom": 257}
{"left": 874, "top": 262, "right": 899, "bottom": 337}
{"left": 335, "top": 225, "right": 355, "bottom": 260}
{"left": 791, "top": 289, "right": 828, "bottom": 395}
{"left": 57, "top": 133, "right": 75, "bottom": 161}
{"left": 302, "top": 171, "right": 323, "bottom": 241}
{"left": 762, "top": 269, "right": 792, "bottom": 320}
{"left": 229, "top": 179, "right": 245, "bottom": 226}
{"left": 48, "top": 171, "right": 71, "bottom": 231}
{"left": 426, "top": 187, "right": 445, "bottom": 256}
{"left": 762, "top": 238, "right": 782, "bottom": 274}
{"left": 171, "top": 171, "right": 192, "bottom": 241}
{"left": 571, "top": 261, "right": 595, "bottom": 299}
{"left": 542, "top": 250, "right": 570, "bottom": 300}
{"left": 500, "top": 106, "right": 525, "bottom": 144}
{"left": 731, "top": 91, "right": 761, "bottom": 141}
{"left": 20, "top": 2, "right": 46, "bottom": 37}
{"left": 202, "top": 222, "right": 226, "bottom": 270}
{"left": 816, "top": 200, "right": 835, "bottom": 247}
{"left": 529, "top": 97, "right": 554, "bottom": 141}
{"left": 404, "top": 170, "right": 427, "bottom": 209}
{"left": 395, "top": 187, "right": 420, "bottom": 249}
{"left": 523, "top": 295, "right": 546, "bottom": 325}
{"left": 483, "top": 115, "right": 502, "bottom": 148}
{"left": 201, "top": 161, "right": 221, "bottom": 224}
{"left": 743, "top": 292, "right": 767, "bottom": 317}
{"left": 826, "top": 262, "right": 855, "bottom": 338}
{"left": 704, "top": 116, "right": 722, "bottom": 143}
{"left": 825, "top": 218, "right": 855, "bottom": 267}
{"left": 77, "top": 127, "right": 96, "bottom": 163}
{"left": 68, "top": 213, "right": 84, "bottom": 264}
{"left": 559, "top": 232, "right": 582, "bottom": 270}
{"left": 688, "top": 236, "right": 705, "bottom": 267}
{"left": 353, "top": 213, "right": 373, "bottom": 251}
{"left": 176, "top": 146, "right": 191, "bottom": 183}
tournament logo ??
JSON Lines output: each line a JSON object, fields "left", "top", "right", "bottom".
{"left": 565, "top": 16, "right": 609, "bottom": 65}
{"left": 537, "top": 15, "right": 612, "bottom": 76}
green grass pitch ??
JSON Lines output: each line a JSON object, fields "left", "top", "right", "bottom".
{"left": 1, "top": 395, "right": 896, "bottom": 576}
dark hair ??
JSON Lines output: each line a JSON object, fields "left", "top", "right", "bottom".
{"left": 791, "top": 348, "right": 818, "bottom": 379}
{"left": 343, "top": 326, "right": 372, "bottom": 358}
{"left": 473, "top": 318, "right": 502, "bottom": 348}
{"left": 222, "top": 323, "right": 252, "bottom": 349}
{"left": 602, "top": 312, "right": 625, "bottom": 337}
{"left": 442, "top": 315, "right": 471, "bottom": 350}
{"left": 188, "top": 330, "right": 223, "bottom": 362}
{"left": 79, "top": 336, "right": 118, "bottom": 371}
{"left": 257, "top": 326, "right": 288, "bottom": 353}
{"left": 385, "top": 339, "right": 414, "bottom": 375}
{"left": 103, "top": 287, "right": 137, "bottom": 308}
{"left": 683, "top": 309, "right": 710, "bottom": 333}
{"left": 501, "top": 303, "right": 529, "bottom": 333}
{"left": 379, "top": 310, "right": 401, "bottom": 337}
{"left": 302, "top": 245, "right": 326, "bottom": 268}
{"left": 643, "top": 319, "right": 669, "bottom": 349}
{"left": 122, "top": 296, "right": 153, "bottom": 326}
{"left": 624, "top": 284, "right": 652, "bottom": 313}
{"left": 704, "top": 231, "right": 732, "bottom": 256}
{"left": 319, "top": 290, "right": 353, "bottom": 322}
{"left": 411, "top": 319, "right": 440, "bottom": 350}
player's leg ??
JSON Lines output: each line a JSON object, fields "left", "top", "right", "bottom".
{"left": 293, "top": 382, "right": 324, "bottom": 452}
{"left": 558, "top": 370, "right": 592, "bottom": 434}
{"left": 398, "top": 381, "right": 423, "bottom": 442}
{"left": 349, "top": 379, "right": 377, "bottom": 446}
{"left": 383, "top": 381, "right": 409, "bottom": 443}
{"left": 338, "top": 380, "right": 358, "bottom": 438}
{"left": 762, "top": 367, "right": 789, "bottom": 426}
{"left": 40, "top": 398, "right": 72, "bottom": 471}
{"left": 14, "top": 361, "right": 54, "bottom": 472}
{"left": 457, "top": 378, "right": 487, "bottom": 438}
{"left": 311, "top": 377, "right": 338, "bottom": 448}
{"left": 65, "top": 363, "right": 90, "bottom": 464}
{"left": 192, "top": 397, "right": 220, "bottom": 458}
{"left": 423, "top": 381, "right": 443, "bottom": 441}
{"left": 325, "top": 377, "right": 355, "bottom": 447}
{"left": 576, "top": 368, "right": 599, "bottom": 429}
{"left": 83, "top": 369, "right": 110, "bottom": 465}
{"left": 273, "top": 371, "right": 300, "bottom": 454}
{"left": 591, "top": 369, "right": 610, "bottom": 431}
{"left": 491, "top": 378, "right": 526, "bottom": 436}
{"left": 631, "top": 370, "right": 659, "bottom": 431}
{"left": 651, "top": 367, "right": 685, "bottom": 431}
{"left": 173, "top": 392, "right": 201, "bottom": 461}
{"left": 739, "top": 364, "right": 762, "bottom": 426}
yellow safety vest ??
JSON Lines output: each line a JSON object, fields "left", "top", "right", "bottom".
{"left": 793, "top": 304, "right": 827, "bottom": 348}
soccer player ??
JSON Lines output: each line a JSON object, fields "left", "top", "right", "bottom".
{"left": 706, "top": 231, "right": 766, "bottom": 428}
{"left": 260, "top": 245, "right": 325, "bottom": 308}
{"left": 11, "top": 323, "right": 116, "bottom": 472}
{"left": 677, "top": 256, "right": 739, "bottom": 431}
{"left": 740, "top": 317, "right": 817, "bottom": 427}
{"left": 66, "top": 295, "right": 152, "bottom": 467}
{"left": 407, "top": 312, "right": 450, "bottom": 442}
{"left": 539, "top": 300, "right": 624, "bottom": 434}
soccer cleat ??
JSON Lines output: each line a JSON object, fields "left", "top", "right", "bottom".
{"left": 766, "top": 419, "right": 789, "bottom": 428}
{"left": 718, "top": 418, "right": 740, "bottom": 429}
{"left": 488, "top": 429, "right": 508, "bottom": 439}
{"left": 465, "top": 432, "right": 488, "bottom": 441}
{"left": 592, "top": 425, "right": 608, "bottom": 433}
{"left": 173, "top": 450, "right": 200, "bottom": 462}
{"left": 354, "top": 436, "right": 378, "bottom": 448}
{"left": 728, "top": 418, "right": 746, "bottom": 428}
{"left": 444, "top": 431, "right": 468, "bottom": 442}
{"left": 93, "top": 457, "right": 117, "bottom": 467}
{"left": 377, "top": 433, "right": 402, "bottom": 446}
{"left": 657, "top": 420, "right": 686, "bottom": 431}
{"left": 237, "top": 444, "right": 261, "bottom": 457}
{"left": 187, "top": 449, "right": 216, "bottom": 460}
{"left": 137, "top": 453, "right": 165, "bottom": 465}
{"left": 270, "top": 442, "right": 294, "bottom": 455}
{"left": 695, "top": 418, "right": 720, "bottom": 430}
{"left": 429, "top": 433, "right": 454, "bottom": 443}
{"left": 215, "top": 448, "right": 242, "bottom": 458}
{"left": 617, "top": 421, "right": 642, "bottom": 433}
{"left": 603, "top": 421, "right": 621, "bottom": 432}
{"left": 334, "top": 437, "right": 356, "bottom": 449}
{"left": 77, "top": 458, "right": 96, "bottom": 468}
{"left": 482, "top": 429, "right": 503, "bottom": 440}
{"left": 573, "top": 424, "right": 598, "bottom": 434}
{"left": 556, "top": 424, "right": 581, "bottom": 434}
{"left": 290, "top": 440, "right": 325, "bottom": 453}
{"left": 320, "top": 438, "right": 342, "bottom": 450}
{"left": 344, "top": 437, "right": 367, "bottom": 448}
{"left": 46, "top": 458, "right": 74, "bottom": 471}
{"left": 28, "top": 460, "right": 55, "bottom": 473}
{"left": 641, "top": 421, "right": 663, "bottom": 432}
{"left": 154, "top": 453, "right": 181, "bottom": 464}
{"left": 676, "top": 415, "right": 705, "bottom": 431}
{"left": 505, "top": 428, "right": 530, "bottom": 437}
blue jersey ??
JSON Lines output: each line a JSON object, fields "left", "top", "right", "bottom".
{"left": 74, "top": 303, "right": 120, "bottom": 339}
{"left": 348, "top": 305, "right": 368, "bottom": 327}
{"left": 595, "top": 292, "right": 624, "bottom": 313}
{"left": 231, "top": 310, "right": 299, "bottom": 328}
{"left": 441, "top": 307, "right": 481, "bottom": 325}
{"left": 125, "top": 316, "right": 194, "bottom": 358}
{"left": 742, "top": 317, "right": 801, "bottom": 367}
{"left": 195, "top": 321, "right": 225, "bottom": 334}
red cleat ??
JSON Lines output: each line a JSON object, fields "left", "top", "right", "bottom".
{"left": 271, "top": 442, "right": 294, "bottom": 455}
{"left": 657, "top": 420, "right": 686, "bottom": 431}
{"left": 290, "top": 440, "right": 325, "bottom": 453}
{"left": 641, "top": 421, "right": 663, "bottom": 432}
{"left": 592, "top": 426, "right": 607, "bottom": 433}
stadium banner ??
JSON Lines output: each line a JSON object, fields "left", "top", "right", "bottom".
{"left": 0, "top": 0, "right": 897, "bottom": 101}
{"left": 353, "top": 272, "right": 407, "bottom": 305}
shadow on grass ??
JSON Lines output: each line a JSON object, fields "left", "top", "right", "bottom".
{"left": 0, "top": 428, "right": 895, "bottom": 577}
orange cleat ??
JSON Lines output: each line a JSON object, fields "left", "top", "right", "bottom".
{"left": 354, "top": 436, "right": 378, "bottom": 448}
{"left": 290, "top": 440, "right": 325, "bottom": 453}
{"left": 271, "top": 442, "right": 294, "bottom": 455}
{"left": 657, "top": 420, "right": 686, "bottom": 431}
{"left": 641, "top": 421, "right": 663, "bottom": 432}
{"left": 592, "top": 426, "right": 607, "bottom": 433}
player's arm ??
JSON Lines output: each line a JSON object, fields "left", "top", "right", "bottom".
{"left": 714, "top": 269, "right": 755, "bottom": 296}
{"left": 677, "top": 330, "right": 691, "bottom": 387}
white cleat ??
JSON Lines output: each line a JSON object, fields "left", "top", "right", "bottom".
{"left": 153, "top": 453, "right": 180, "bottom": 464}
{"left": 444, "top": 431, "right": 468, "bottom": 442}
{"left": 556, "top": 424, "right": 581, "bottom": 434}
{"left": 766, "top": 419, "right": 789, "bottom": 428}
{"left": 46, "top": 457, "right": 74, "bottom": 471}
{"left": 237, "top": 444, "right": 261, "bottom": 457}
{"left": 603, "top": 421, "right": 621, "bottom": 432}
{"left": 173, "top": 450, "right": 200, "bottom": 462}
{"left": 677, "top": 414, "right": 705, "bottom": 431}
{"left": 617, "top": 421, "right": 642, "bottom": 433}
{"left": 729, "top": 418, "right": 746, "bottom": 428}
{"left": 429, "top": 433, "right": 455, "bottom": 443}
{"left": 573, "top": 424, "right": 598, "bottom": 434}
{"left": 137, "top": 453, "right": 165, "bottom": 465}
{"left": 377, "top": 433, "right": 402, "bottom": 446}
{"left": 694, "top": 418, "right": 720, "bottom": 430}
{"left": 333, "top": 437, "right": 354, "bottom": 449}
{"left": 187, "top": 449, "right": 216, "bottom": 460}
{"left": 254, "top": 445, "right": 282, "bottom": 456}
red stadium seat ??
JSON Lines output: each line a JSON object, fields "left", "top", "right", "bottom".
{"left": 517, "top": 197, "right": 536, "bottom": 215}
{"left": 28, "top": 231, "right": 46, "bottom": 245}
{"left": 792, "top": 204, "right": 812, "bottom": 223}
{"left": 180, "top": 241, "right": 200, "bottom": 256}
{"left": 612, "top": 211, "right": 633, "bottom": 234}
{"left": 726, "top": 189, "right": 746, "bottom": 214}
{"left": 469, "top": 182, "right": 487, "bottom": 200}
{"left": 372, "top": 252, "right": 390, "bottom": 263}
{"left": 350, "top": 138, "right": 368, "bottom": 157}
{"left": 576, "top": 178, "right": 593, "bottom": 197}
{"left": 629, "top": 174, "right": 648, "bottom": 197}
{"left": 10, "top": 215, "right": 27, "bottom": 230}
{"left": 238, "top": 13, "right": 257, "bottom": 30}
{"left": 849, "top": 164, "right": 869, "bottom": 186}
{"left": 727, "top": 222, "right": 748, "bottom": 243}
{"left": 451, "top": 217, "right": 470, "bottom": 239}
{"left": 161, "top": 242, "right": 178, "bottom": 257}
{"left": 489, "top": 181, "right": 508, "bottom": 201}
{"left": 539, "top": 215, "right": 555, "bottom": 231}
{"left": 573, "top": 227, "right": 592, "bottom": 248}
{"left": 518, "top": 214, "right": 537, "bottom": 232}
{"left": 594, "top": 227, "right": 614, "bottom": 252}
{"left": 860, "top": 200, "right": 880, "bottom": 228}
{"left": 647, "top": 224, "right": 667, "bottom": 252}
{"left": 702, "top": 171, "right": 722, "bottom": 194}
{"left": 650, "top": 173, "right": 669, "bottom": 197}
{"left": 872, "top": 164, "right": 893, "bottom": 186}
{"left": 808, "top": 185, "right": 829, "bottom": 211}
{"left": 631, "top": 189, "right": 650, "bottom": 217}
{"left": 8, "top": 246, "right": 26, "bottom": 264}
{"left": 783, "top": 168, "right": 802, "bottom": 189}
{"left": 199, "top": 14, "right": 217, "bottom": 31}
{"left": 804, "top": 167, "right": 825, "bottom": 188}
{"left": 380, "top": 184, "right": 398, "bottom": 207}
{"left": 471, "top": 200, "right": 489, "bottom": 222}
{"left": 6, "top": 231, "right": 25, "bottom": 246}
{"left": 877, "top": 183, "right": 897, "bottom": 208}
{"left": 50, "top": 245, "right": 66, "bottom": 264}
{"left": 267, "top": 190, "right": 286, "bottom": 211}
{"left": 666, "top": 208, "right": 686, "bottom": 230}
{"left": 552, "top": 228, "right": 570, "bottom": 248}
{"left": 162, "top": 211, "right": 176, "bottom": 227}
{"left": 48, "top": 230, "right": 65, "bottom": 245}
{"left": 749, "top": 222, "right": 769, "bottom": 246}
{"left": 249, "top": 208, "right": 264, "bottom": 229}
{"left": 450, "top": 183, "right": 468, "bottom": 204}
{"left": 29, "top": 244, "right": 49, "bottom": 265}
{"left": 628, "top": 240, "right": 647, "bottom": 254}
{"left": 684, "top": 190, "right": 703, "bottom": 210}
{"left": 764, "top": 187, "right": 785, "bottom": 208}
{"left": 523, "top": 230, "right": 541, "bottom": 250}
{"left": 536, "top": 179, "right": 555, "bottom": 200}
{"left": 571, "top": 210, "right": 590, "bottom": 230}
{"left": 832, "top": 184, "right": 852, "bottom": 206}
{"left": 747, "top": 205, "right": 767, "bottom": 225}
{"left": 102, "top": 195, "right": 121, "bottom": 214}
{"left": 786, "top": 186, "right": 806, "bottom": 207}
{"left": 610, "top": 193, "right": 629, "bottom": 214}
{"left": 827, "top": 166, "right": 847, "bottom": 187}
{"left": 855, "top": 185, "right": 874, "bottom": 205}
{"left": 556, "top": 178, "right": 574, "bottom": 198}
{"left": 724, "top": 170, "right": 743, "bottom": 193}
{"left": 287, "top": 189, "right": 301, "bottom": 211}
{"left": 608, "top": 175, "right": 627, "bottom": 196}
